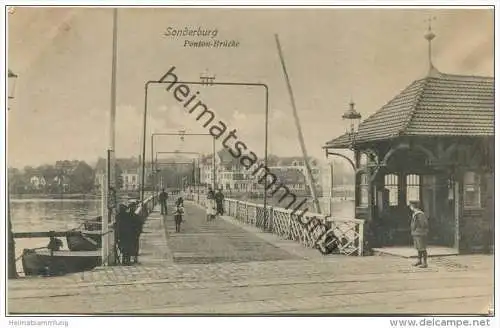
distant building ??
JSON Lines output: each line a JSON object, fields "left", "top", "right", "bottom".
{"left": 199, "top": 149, "right": 255, "bottom": 192}
{"left": 94, "top": 157, "right": 145, "bottom": 192}
{"left": 121, "top": 169, "right": 139, "bottom": 191}
{"left": 29, "top": 175, "right": 46, "bottom": 190}
{"left": 186, "top": 151, "right": 328, "bottom": 196}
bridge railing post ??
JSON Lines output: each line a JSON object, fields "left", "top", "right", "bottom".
{"left": 358, "top": 220, "right": 364, "bottom": 256}
{"left": 269, "top": 207, "right": 274, "bottom": 233}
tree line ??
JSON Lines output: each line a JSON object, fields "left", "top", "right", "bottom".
{"left": 8, "top": 160, "right": 95, "bottom": 194}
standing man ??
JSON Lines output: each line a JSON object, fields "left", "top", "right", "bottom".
{"left": 159, "top": 188, "right": 168, "bottom": 215}
{"left": 215, "top": 187, "right": 225, "bottom": 217}
{"left": 116, "top": 204, "right": 133, "bottom": 266}
{"left": 409, "top": 201, "right": 429, "bottom": 268}
{"left": 128, "top": 202, "right": 143, "bottom": 264}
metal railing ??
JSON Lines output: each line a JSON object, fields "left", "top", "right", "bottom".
{"left": 135, "top": 192, "right": 157, "bottom": 217}
{"left": 185, "top": 192, "right": 365, "bottom": 256}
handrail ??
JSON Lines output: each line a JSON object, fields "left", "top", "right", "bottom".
{"left": 135, "top": 193, "right": 157, "bottom": 216}
{"left": 13, "top": 231, "right": 89, "bottom": 238}
{"left": 185, "top": 192, "right": 365, "bottom": 256}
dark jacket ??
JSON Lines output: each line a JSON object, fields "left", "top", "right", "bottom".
{"left": 116, "top": 210, "right": 134, "bottom": 251}
{"left": 410, "top": 210, "right": 429, "bottom": 237}
{"left": 159, "top": 191, "right": 168, "bottom": 202}
{"left": 215, "top": 191, "right": 224, "bottom": 203}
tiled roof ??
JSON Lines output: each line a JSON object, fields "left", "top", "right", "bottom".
{"left": 325, "top": 72, "right": 494, "bottom": 148}
{"left": 217, "top": 148, "right": 237, "bottom": 163}
{"left": 217, "top": 148, "right": 245, "bottom": 170}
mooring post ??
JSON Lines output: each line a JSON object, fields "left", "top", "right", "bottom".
{"left": 7, "top": 199, "right": 18, "bottom": 279}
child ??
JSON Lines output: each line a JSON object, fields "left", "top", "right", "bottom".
{"left": 409, "top": 201, "right": 429, "bottom": 268}
{"left": 173, "top": 197, "right": 185, "bottom": 233}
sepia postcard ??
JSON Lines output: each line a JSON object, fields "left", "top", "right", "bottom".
{"left": 2, "top": 2, "right": 496, "bottom": 325}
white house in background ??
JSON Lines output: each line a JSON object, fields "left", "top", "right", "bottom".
{"left": 199, "top": 154, "right": 215, "bottom": 187}
{"left": 53, "top": 175, "right": 70, "bottom": 192}
{"left": 194, "top": 152, "right": 328, "bottom": 195}
{"left": 30, "top": 175, "right": 46, "bottom": 190}
{"left": 199, "top": 149, "right": 256, "bottom": 192}
{"left": 122, "top": 169, "right": 139, "bottom": 191}
{"left": 94, "top": 157, "right": 142, "bottom": 192}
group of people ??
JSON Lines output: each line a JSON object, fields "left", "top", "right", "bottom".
{"left": 205, "top": 186, "right": 224, "bottom": 221}
{"left": 116, "top": 202, "right": 143, "bottom": 266}
{"left": 116, "top": 188, "right": 429, "bottom": 268}
{"left": 159, "top": 188, "right": 185, "bottom": 233}
{"left": 157, "top": 185, "right": 225, "bottom": 232}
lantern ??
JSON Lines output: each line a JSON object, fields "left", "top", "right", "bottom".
{"left": 341, "top": 101, "right": 362, "bottom": 146}
{"left": 8, "top": 69, "right": 18, "bottom": 110}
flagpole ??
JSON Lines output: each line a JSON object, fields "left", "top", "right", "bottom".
{"left": 103, "top": 8, "right": 118, "bottom": 265}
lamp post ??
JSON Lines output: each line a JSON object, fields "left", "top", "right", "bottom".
{"left": 8, "top": 69, "right": 18, "bottom": 103}
{"left": 325, "top": 101, "right": 362, "bottom": 215}
{"left": 8, "top": 69, "right": 19, "bottom": 279}
{"left": 325, "top": 101, "right": 361, "bottom": 168}
{"left": 342, "top": 100, "right": 361, "bottom": 147}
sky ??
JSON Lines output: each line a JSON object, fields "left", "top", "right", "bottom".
{"left": 6, "top": 7, "right": 494, "bottom": 169}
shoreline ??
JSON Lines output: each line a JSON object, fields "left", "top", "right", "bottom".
{"left": 9, "top": 193, "right": 99, "bottom": 200}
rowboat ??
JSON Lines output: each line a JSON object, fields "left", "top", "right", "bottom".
{"left": 83, "top": 216, "right": 102, "bottom": 231}
{"left": 21, "top": 248, "right": 101, "bottom": 276}
{"left": 66, "top": 230, "right": 102, "bottom": 251}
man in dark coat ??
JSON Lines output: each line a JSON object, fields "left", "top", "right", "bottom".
{"left": 159, "top": 188, "right": 168, "bottom": 215}
{"left": 116, "top": 204, "right": 133, "bottom": 265}
{"left": 409, "top": 201, "right": 429, "bottom": 268}
{"left": 128, "top": 202, "right": 143, "bottom": 264}
{"left": 215, "top": 188, "right": 224, "bottom": 216}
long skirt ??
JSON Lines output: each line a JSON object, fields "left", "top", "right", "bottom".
{"left": 206, "top": 199, "right": 216, "bottom": 216}
{"left": 413, "top": 235, "right": 427, "bottom": 251}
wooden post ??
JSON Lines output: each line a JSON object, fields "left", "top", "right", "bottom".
{"left": 358, "top": 221, "right": 364, "bottom": 256}
{"left": 245, "top": 202, "right": 249, "bottom": 224}
{"left": 329, "top": 163, "right": 334, "bottom": 216}
{"left": 275, "top": 34, "right": 321, "bottom": 214}
{"left": 48, "top": 231, "right": 55, "bottom": 276}
{"left": 7, "top": 196, "right": 17, "bottom": 279}
{"left": 268, "top": 207, "right": 274, "bottom": 233}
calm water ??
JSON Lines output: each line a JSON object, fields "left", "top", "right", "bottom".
{"left": 9, "top": 198, "right": 101, "bottom": 275}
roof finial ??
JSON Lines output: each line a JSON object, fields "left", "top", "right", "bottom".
{"left": 424, "top": 16, "right": 439, "bottom": 76}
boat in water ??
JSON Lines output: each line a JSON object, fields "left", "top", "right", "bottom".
{"left": 66, "top": 230, "right": 102, "bottom": 251}
{"left": 83, "top": 216, "right": 102, "bottom": 231}
{"left": 21, "top": 248, "right": 101, "bottom": 276}
{"left": 65, "top": 216, "right": 104, "bottom": 251}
